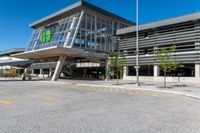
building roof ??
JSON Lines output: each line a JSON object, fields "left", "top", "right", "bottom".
{"left": 30, "top": 0, "right": 134, "bottom": 28}
{"left": 117, "top": 12, "right": 200, "bottom": 35}
{"left": 0, "top": 48, "right": 25, "bottom": 57}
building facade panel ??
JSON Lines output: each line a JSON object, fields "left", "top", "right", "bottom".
{"left": 117, "top": 13, "right": 200, "bottom": 79}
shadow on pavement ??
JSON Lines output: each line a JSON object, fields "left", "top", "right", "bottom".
{"left": 0, "top": 78, "right": 51, "bottom": 82}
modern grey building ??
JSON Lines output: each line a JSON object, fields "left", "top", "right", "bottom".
{"left": 117, "top": 12, "right": 200, "bottom": 82}
{"left": 12, "top": 0, "right": 133, "bottom": 81}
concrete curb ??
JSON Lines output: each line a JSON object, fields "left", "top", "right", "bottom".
{"left": 76, "top": 83, "right": 200, "bottom": 100}
{"left": 43, "top": 80, "right": 200, "bottom": 100}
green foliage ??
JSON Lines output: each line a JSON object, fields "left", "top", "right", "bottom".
{"left": 105, "top": 68, "right": 113, "bottom": 79}
{"left": 154, "top": 45, "right": 183, "bottom": 87}
{"left": 106, "top": 51, "right": 126, "bottom": 84}
{"left": 154, "top": 45, "right": 182, "bottom": 73}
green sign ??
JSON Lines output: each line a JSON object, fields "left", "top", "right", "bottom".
{"left": 39, "top": 29, "right": 52, "bottom": 43}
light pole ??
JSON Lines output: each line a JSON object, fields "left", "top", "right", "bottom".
{"left": 135, "top": 0, "right": 140, "bottom": 86}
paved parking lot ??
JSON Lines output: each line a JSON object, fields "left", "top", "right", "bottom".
{"left": 0, "top": 81, "right": 200, "bottom": 133}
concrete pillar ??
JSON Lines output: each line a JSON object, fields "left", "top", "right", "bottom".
{"left": 21, "top": 67, "right": 30, "bottom": 80}
{"left": 51, "top": 55, "right": 66, "bottom": 81}
{"left": 154, "top": 65, "right": 159, "bottom": 77}
{"left": 105, "top": 60, "right": 110, "bottom": 80}
{"left": 32, "top": 69, "right": 34, "bottom": 74}
{"left": 40, "top": 69, "right": 43, "bottom": 75}
{"left": 123, "top": 66, "right": 127, "bottom": 79}
{"left": 49, "top": 68, "right": 52, "bottom": 77}
{"left": 195, "top": 64, "right": 200, "bottom": 78}
{"left": 39, "top": 69, "right": 44, "bottom": 78}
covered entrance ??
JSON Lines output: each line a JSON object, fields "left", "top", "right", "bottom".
{"left": 12, "top": 46, "right": 107, "bottom": 81}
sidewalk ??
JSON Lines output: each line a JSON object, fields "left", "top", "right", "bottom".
{"left": 57, "top": 79, "right": 200, "bottom": 99}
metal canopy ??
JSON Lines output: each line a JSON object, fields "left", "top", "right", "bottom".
{"left": 11, "top": 46, "right": 108, "bottom": 60}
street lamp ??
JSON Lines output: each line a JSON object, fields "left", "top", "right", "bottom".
{"left": 135, "top": 0, "right": 140, "bottom": 86}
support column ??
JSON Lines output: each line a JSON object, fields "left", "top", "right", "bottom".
{"left": 154, "top": 65, "right": 159, "bottom": 77}
{"left": 123, "top": 66, "right": 127, "bottom": 79}
{"left": 195, "top": 64, "right": 200, "bottom": 78}
{"left": 39, "top": 69, "right": 43, "bottom": 78}
{"left": 21, "top": 67, "right": 30, "bottom": 80}
{"left": 49, "top": 68, "right": 53, "bottom": 77}
{"left": 51, "top": 55, "right": 66, "bottom": 81}
{"left": 105, "top": 60, "right": 110, "bottom": 80}
{"left": 32, "top": 69, "right": 34, "bottom": 75}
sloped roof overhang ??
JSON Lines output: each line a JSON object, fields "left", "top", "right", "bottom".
{"left": 11, "top": 46, "right": 108, "bottom": 60}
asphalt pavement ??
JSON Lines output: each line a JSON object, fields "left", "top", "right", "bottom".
{"left": 0, "top": 81, "right": 200, "bottom": 133}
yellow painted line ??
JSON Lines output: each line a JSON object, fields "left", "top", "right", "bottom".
{"left": 98, "top": 87, "right": 104, "bottom": 92}
{"left": 128, "top": 90, "right": 134, "bottom": 94}
{"left": 0, "top": 100, "right": 12, "bottom": 105}
{"left": 108, "top": 87, "right": 112, "bottom": 92}
{"left": 121, "top": 88, "right": 126, "bottom": 93}
{"left": 42, "top": 96, "right": 54, "bottom": 100}
{"left": 128, "top": 89, "right": 134, "bottom": 94}
{"left": 94, "top": 87, "right": 101, "bottom": 92}
{"left": 104, "top": 87, "right": 107, "bottom": 92}
{"left": 118, "top": 88, "right": 123, "bottom": 93}
{"left": 133, "top": 90, "right": 141, "bottom": 95}
{"left": 139, "top": 90, "right": 148, "bottom": 96}
{"left": 116, "top": 88, "right": 119, "bottom": 93}
{"left": 149, "top": 92, "right": 161, "bottom": 97}
{"left": 93, "top": 87, "right": 98, "bottom": 92}
{"left": 89, "top": 87, "right": 93, "bottom": 90}
{"left": 86, "top": 92, "right": 96, "bottom": 95}
{"left": 107, "top": 87, "right": 110, "bottom": 92}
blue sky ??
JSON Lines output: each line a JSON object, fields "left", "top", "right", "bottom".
{"left": 0, "top": 0, "right": 200, "bottom": 50}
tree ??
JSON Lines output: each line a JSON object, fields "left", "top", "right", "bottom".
{"left": 154, "top": 45, "right": 183, "bottom": 88}
{"left": 107, "top": 51, "right": 126, "bottom": 85}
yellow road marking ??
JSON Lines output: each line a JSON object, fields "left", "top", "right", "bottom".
{"left": 108, "top": 87, "right": 112, "bottom": 92}
{"left": 0, "top": 100, "right": 11, "bottom": 105}
{"left": 42, "top": 96, "right": 54, "bottom": 100}
{"left": 139, "top": 90, "right": 149, "bottom": 96}
{"left": 89, "top": 87, "right": 93, "bottom": 90}
{"left": 86, "top": 92, "right": 96, "bottom": 95}
{"left": 120, "top": 88, "right": 126, "bottom": 93}
{"left": 115, "top": 88, "right": 119, "bottom": 93}
{"left": 128, "top": 89, "right": 134, "bottom": 94}
{"left": 104, "top": 87, "right": 107, "bottom": 92}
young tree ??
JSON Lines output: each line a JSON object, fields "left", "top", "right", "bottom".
{"left": 107, "top": 51, "right": 126, "bottom": 85}
{"left": 154, "top": 45, "right": 183, "bottom": 88}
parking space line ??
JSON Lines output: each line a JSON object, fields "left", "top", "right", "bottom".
{"left": 0, "top": 100, "right": 11, "bottom": 105}
{"left": 42, "top": 96, "right": 54, "bottom": 100}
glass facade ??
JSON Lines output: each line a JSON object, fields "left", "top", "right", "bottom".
{"left": 74, "top": 11, "right": 128, "bottom": 53}
{"left": 26, "top": 9, "right": 129, "bottom": 53}
{"left": 27, "top": 12, "right": 82, "bottom": 51}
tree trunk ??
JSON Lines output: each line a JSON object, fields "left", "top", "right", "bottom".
{"left": 164, "top": 71, "right": 166, "bottom": 88}
{"left": 117, "top": 74, "right": 119, "bottom": 85}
